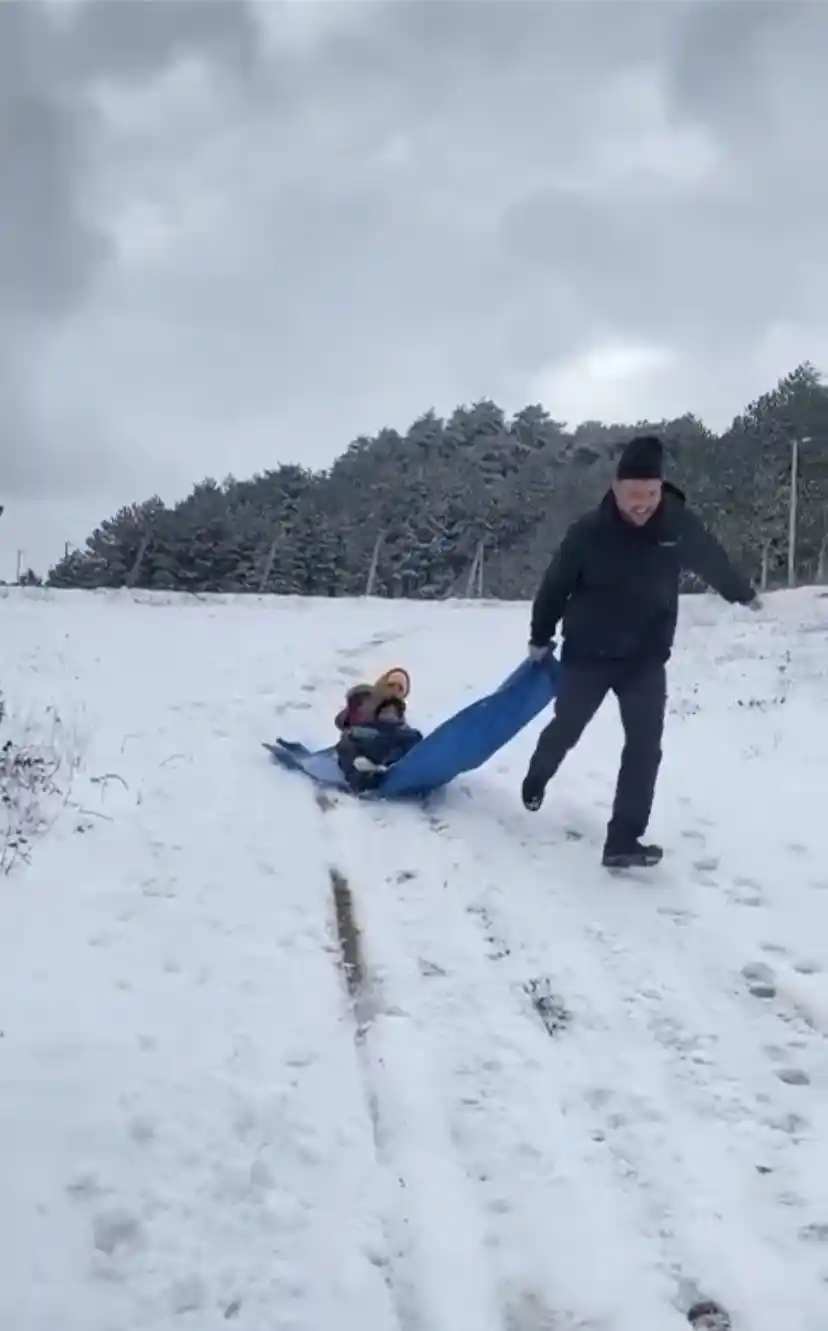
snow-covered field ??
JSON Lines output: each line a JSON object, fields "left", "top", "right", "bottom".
{"left": 2, "top": 585, "right": 828, "bottom": 1331}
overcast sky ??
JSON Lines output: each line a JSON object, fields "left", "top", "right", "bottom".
{"left": 3, "top": 0, "right": 828, "bottom": 577}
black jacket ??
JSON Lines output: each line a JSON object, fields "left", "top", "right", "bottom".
{"left": 530, "top": 482, "right": 755, "bottom": 665}
{"left": 336, "top": 720, "right": 423, "bottom": 779}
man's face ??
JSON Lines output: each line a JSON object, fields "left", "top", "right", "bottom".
{"left": 382, "top": 670, "right": 409, "bottom": 699}
{"left": 612, "top": 478, "right": 663, "bottom": 526}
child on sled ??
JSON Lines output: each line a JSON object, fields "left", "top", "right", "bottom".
{"left": 335, "top": 690, "right": 423, "bottom": 794}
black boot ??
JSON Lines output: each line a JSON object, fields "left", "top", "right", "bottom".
{"left": 521, "top": 774, "right": 546, "bottom": 812}
{"left": 602, "top": 839, "right": 663, "bottom": 869}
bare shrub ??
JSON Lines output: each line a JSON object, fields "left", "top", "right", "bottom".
{"left": 0, "top": 692, "right": 82, "bottom": 875}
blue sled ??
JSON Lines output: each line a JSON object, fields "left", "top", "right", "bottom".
{"left": 264, "top": 655, "right": 558, "bottom": 799}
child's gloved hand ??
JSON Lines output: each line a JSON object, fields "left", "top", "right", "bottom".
{"left": 353, "top": 756, "right": 380, "bottom": 772}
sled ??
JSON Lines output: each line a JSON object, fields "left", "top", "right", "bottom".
{"left": 264, "top": 655, "right": 558, "bottom": 799}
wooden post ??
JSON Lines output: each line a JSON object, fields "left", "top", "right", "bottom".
{"left": 366, "top": 532, "right": 384, "bottom": 596}
{"left": 258, "top": 535, "right": 279, "bottom": 593}
{"left": 126, "top": 531, "right": 152, "bottom": 588}
{"left": 787, "top": 436, "right": 799, "bottom": 589}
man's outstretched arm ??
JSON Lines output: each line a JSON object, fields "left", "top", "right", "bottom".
{"left": 678, "top": 508, "right": 757, "bottom": 605}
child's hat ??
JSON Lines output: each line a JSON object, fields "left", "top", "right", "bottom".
{"left": 346, "top": 682, "right": 373, "bottom": 701}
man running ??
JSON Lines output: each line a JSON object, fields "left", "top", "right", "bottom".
{"left": 522, "top": 434, "right": 758, "bottom": 869}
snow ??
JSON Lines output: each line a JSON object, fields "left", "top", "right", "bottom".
{"left": 2, "top": 584, "right": 828, "bottom": 1331}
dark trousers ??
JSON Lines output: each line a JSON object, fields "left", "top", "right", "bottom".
{"left": 527, "top": 658, "right": 666, "bottom": 847}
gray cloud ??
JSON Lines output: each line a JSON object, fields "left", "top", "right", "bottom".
{"left": 0, "top": 0, "right": 265, "bottom": 500}
{"left": 2, "top": 0, "right": 828, "bottom": 572}
{"left": 64, "top": 0, "right": 262, "bottom": 84}
{"left": 0, "top": 3, "right": 102, "bottom": 327}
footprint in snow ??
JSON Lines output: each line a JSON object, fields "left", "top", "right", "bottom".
{"left": 657, "top": 904, "right": 695, "bottom": 925}
{"left": 92, "top": 1207, "right": 145, "bottom": 1256}
{"left": 523, "top": 976, "right": 571, "bottom": 1037}
{"left": 742, "top": 960, "right": 777, "bottom": 998}
{"left": 799, "top": 1221, "right": 828, "bottom": 1244}
{"left": 734, "top": 874, "right": 763, "bottom": 891}
{"left": 418, "top": 958, "right": 447, "bottom": 978}
{"left": 501, "top": 1285, "right": 561, "bottom": 1331}
{"left": 66, "top": 1170, "right": 105, "bottom": 1201}
{"left": 765, "top": 1109, "right": 810, "bottom": 1136}
{"left": 763, "top": 1044, "right": 789, "bottom": 1065}
{"left": 777, "top": 1066, "right": 811, "bottom": 1086}
{"left": 734, "top": 892, "right": 764, "bottom": 908}
{"left": 693, "top": 855, "right": 720, "bottom": 874}
{"left": 760, "top": 940, "right": 789, "bottom": 957}
{"left": 687, "top": 1298, "right": 732, "bottom": 1330}
{"left": 776, "top": 1188, "right": 806, "bottom": 1209}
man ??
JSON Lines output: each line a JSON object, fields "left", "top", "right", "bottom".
{"left": 521, "top": 434, "right": 758, "bottom": 870}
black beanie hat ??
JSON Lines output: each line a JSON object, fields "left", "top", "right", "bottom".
{"left": 616, "top": 434, "right": 664, "bottom": 481}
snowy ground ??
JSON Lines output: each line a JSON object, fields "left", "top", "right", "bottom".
{"left": 2, "top": 585, "right": 828, "bottom": 1331}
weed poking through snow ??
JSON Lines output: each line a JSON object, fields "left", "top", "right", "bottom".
{"left": 0, "top": 691, "right": 77, "bottom": 875}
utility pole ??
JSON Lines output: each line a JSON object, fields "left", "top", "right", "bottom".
{"left": 258, "top": 534, "right": 278, "bottom": 594}
{"left": 465, "top": 540, "right": 481, "bottom": 597}
{"left": 15, "top": 549, "right": 23, "bottom": 583}
{"left": 365, "top": 533, "right": 384, "bottom": 596}
{"left": 788, "top": 435, "right": 809, "bottom": 589}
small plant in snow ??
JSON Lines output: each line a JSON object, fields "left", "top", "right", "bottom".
{"left": 0, "top": 691, "right": 78, "bottom": 876}
{"left": 734, "top": 649, "right": 792, "bottom": 712}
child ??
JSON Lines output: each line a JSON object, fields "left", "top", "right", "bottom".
{"left": 334, "top": 683, "right": 375, "bottom": 732}
{"left": 336, "top": 695, "right": 423, "bottom": 793}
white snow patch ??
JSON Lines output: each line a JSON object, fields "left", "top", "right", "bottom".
{"left": 1, "top": 585, "right": 828, "bottom": 1330}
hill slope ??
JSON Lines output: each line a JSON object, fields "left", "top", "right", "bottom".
{"left": 2, "top": 587, "right": 828, "bottom": 1330}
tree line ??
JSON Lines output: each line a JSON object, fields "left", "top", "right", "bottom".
{"left": 39, "top": 362, "right": 828, "bottom": 600}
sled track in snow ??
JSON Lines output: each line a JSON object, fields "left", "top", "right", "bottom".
{"left": 321, "top": 839, "right": 513, "bottom": 1329}
{"left": 329, "top": 866, "right": 366, "bottom": 1009}
{"left": 320, "top": 795, "right": 679, "bottom": 1331}
{"left": 325, "top": 864, "right": 425, "bottom": 1331}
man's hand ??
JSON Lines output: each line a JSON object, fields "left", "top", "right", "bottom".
{"left": 528, "top": 642, "right": 553, "bottom": 662}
